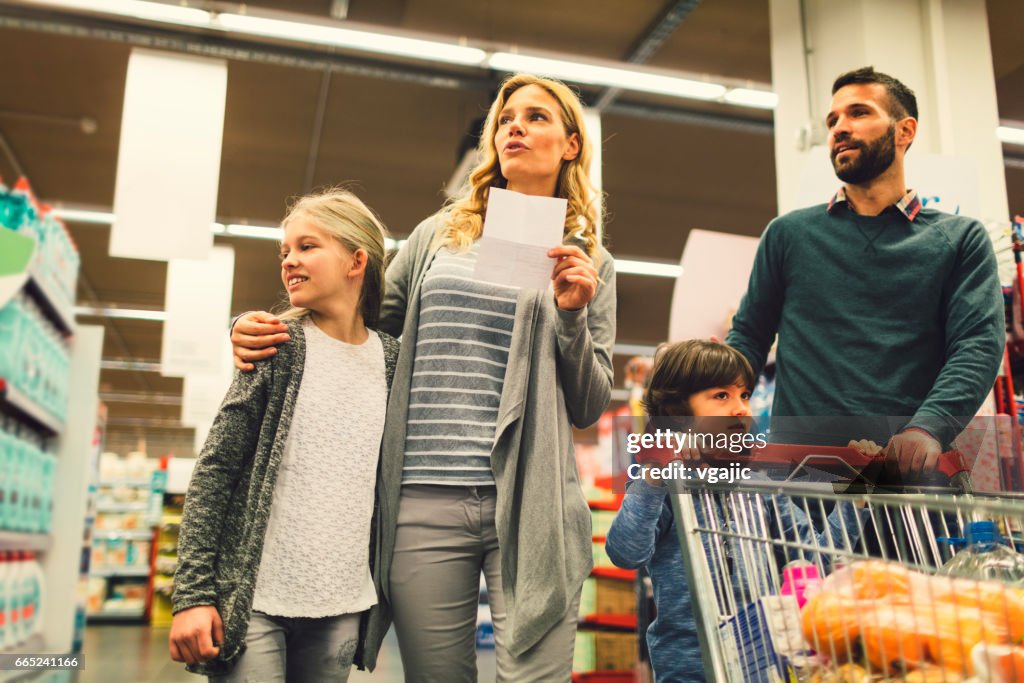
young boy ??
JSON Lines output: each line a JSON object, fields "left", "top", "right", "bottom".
{"left": 605, "top": 340, "right": 867, "bottom": 683}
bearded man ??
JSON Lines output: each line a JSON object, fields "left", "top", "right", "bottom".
{"left": 726, "top": 66, "right": 1004, "bottom": 479}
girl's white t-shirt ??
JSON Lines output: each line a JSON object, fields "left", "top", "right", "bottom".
{"left": 252, "top": 317, "right": 387, "bottom": 617}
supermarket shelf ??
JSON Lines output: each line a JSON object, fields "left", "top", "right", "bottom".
{"left": 587, "top": 497, "right": 624, "bottom": 512}
{"left": 95, "top": 503, "right": 148, "bottom": 513}
{"left": 590, "top": 567, "right": 637, "bottom": 582}
{"left": 97, "top": 479, "right": 152, "bottom": 488}
{"left": 87, "top": 607, "right": 147, "bottom": 621}
{"left": 579, "top": 613, "right": 637, "bottom": 630}
{"left": 92, "top": 529, "right": 153, "bottom": 541}
{"left": 0, "top": 531, "right": 51, "bottom": 552}
{"left": 24, "top": 267, "right": 74, "bottom": 337}
{"left": 91, "top": 566, "right": 150, "bottom": 578}
{"left": 0, "top": 378, "right": 62, "bottom": 437}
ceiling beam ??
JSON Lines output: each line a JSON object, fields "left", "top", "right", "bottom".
{"left": 0, "top": 7, "right": 493, "bottom": 91}
{"left": 594, "top": 0, "right": 703, "bottom": 112}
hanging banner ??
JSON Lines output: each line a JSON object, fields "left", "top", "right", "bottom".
{"left": 160, "top": 246, "right": 235, "bottom": 377}
{"left": 669, "top": 229, "right": 759, "bottom": 342}
{"left": 110, "top": 49, "right": 227, "bottom": 261}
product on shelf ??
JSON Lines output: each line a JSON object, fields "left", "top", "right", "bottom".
{"left": 579, "top": 576, "right": 635, "bottom": 617}
{"left": 0, "top": 293, "right": 72, "bottom": 422}
{"left": 0, "top": 551, "right": 45, "bottom": 651}
{"left": 0, "top": 179, "right": 80, "bottom": 314}
{"left": 575, "top": 473, "right": 638, "bottom": 678}
{"left": 573, "top": 630, "right": 636, "bottom": 674}
{"left": 0, "top": 419, "right": 57, "bottom": 533}
{"left": 150, "top": 494, "right": 184, "bottom": 627}
{"left": 0, "top": 174, "right": 85, "bottom": 656}
{"left": 86, "top": 451, "right": 159, "bottom": 622}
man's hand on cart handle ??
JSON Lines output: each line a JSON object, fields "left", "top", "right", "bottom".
{"left": 847, "top": 439, "right": 883, "bottom": 456}
{"left": 884, "top": 428, "right": 942, "bottom": 478}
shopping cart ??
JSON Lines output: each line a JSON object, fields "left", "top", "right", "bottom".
{"left": 671, "top": 446, "right": 1024, "bottom": 682}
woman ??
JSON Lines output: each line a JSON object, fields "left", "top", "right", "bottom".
{"left": 231, "top": 74, "right": 616, "bottom": 681}
{"left": 171, "top": 189, "right": 399, "bottom": 680}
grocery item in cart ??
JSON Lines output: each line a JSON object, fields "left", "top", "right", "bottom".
{"left": 799, "top": 559, "right": 1024, "bottom": 676}
{"left": 939, "top": 520, "right": 1024, "bottom": 585}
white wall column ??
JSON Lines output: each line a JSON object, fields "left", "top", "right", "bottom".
{"left": 769, "top": 0, "right": 1008, "bottom": 225}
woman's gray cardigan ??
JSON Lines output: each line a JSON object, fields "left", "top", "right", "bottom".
{"left": 171, "top": 321, "right": 400, "bottom": 675}
{"left": 361, "top": 216, "right": 617, "bottom": 666}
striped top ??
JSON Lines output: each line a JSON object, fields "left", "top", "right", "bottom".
{"left": 401, "top": 244, "right": 519, "bottom": 485}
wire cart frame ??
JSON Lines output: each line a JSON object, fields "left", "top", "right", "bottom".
{"left": 672, "top": 476, "right": 1024, "bottom": 682}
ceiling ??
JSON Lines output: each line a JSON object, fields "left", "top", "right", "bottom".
{"left": 0, "top": 0, "right": 1021, "bottom": 455}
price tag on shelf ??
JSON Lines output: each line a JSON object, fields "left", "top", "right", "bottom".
{"left": 0, "top": 229, "right": 35, "bottom": 308}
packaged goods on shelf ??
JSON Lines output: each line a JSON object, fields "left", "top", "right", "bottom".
{"left": 0, "top": 421, "right": 57, "bottom": 533}
{"left": 579, "top": 576, "right": 636, "bottom": 617}
{"left": 0, "top": 293, "right": 72, "bottom": 422}
{"left": 150, "top": 494, "right": 184, "bottom": 627}
{"left": 0, "top": 179, "right": 79, "bottom": 314}
{"left": 0, "top": 551, "right": 45, "bottom": 652}
{"left": 98, "top": 451, "right": 155, "bottom": 484}
{"left": 572, "top": 630, "right": 636, "bottom": 674}
{"left": 590, "top": 509, "right": 616, "bottom": 538}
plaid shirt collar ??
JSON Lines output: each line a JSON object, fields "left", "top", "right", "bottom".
{"left": 827, "top": 186, "right": 922, "bottom": 221}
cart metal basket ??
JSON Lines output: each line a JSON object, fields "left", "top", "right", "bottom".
{"left": 672, "top": 449, "right": 1024, "bottom": 682}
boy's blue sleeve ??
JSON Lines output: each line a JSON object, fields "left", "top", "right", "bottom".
{"left": 605, "top": 480, "right": 672, "bottom": 570}
{"left": 769, "top": 495, "right": 865, "bottom": 561}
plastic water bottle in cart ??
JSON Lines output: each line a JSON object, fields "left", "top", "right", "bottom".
{"left": 939, "top": 520, "right": 1024, "bottom": 585}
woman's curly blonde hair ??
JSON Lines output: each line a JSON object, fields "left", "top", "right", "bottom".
{"left": 437, "top": 73, "right": 602, "bottom": 259}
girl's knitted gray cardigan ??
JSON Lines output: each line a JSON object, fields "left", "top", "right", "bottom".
{"left": 172, "top": 320, "right": 399, "bottom": 675}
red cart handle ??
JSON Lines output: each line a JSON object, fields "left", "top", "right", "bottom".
{"left": 638, "top": 443, "right": 969, "bottom": 477}
{"left": 745, "top": 444, "right": 969, "bottom": 478}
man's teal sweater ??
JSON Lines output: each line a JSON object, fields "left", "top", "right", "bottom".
{"left": 726, "top": 201, "right": 1004, "bottom": 447}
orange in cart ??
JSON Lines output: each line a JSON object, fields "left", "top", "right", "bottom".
{"left": 860, "top": 613, "right": 929, "bottom": 675}
{"left": 848, "top": 560, "right": 913, "bottom": 600}
{"left": 800, "top": 592, "right": 862, "bottom": 662}
{"left": 994, "top": 645, "right": 1024, "bottom": 680}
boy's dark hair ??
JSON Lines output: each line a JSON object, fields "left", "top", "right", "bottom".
{"left": 643, "top": 340, "right": 756, "bottom": 417}
{"left": 832, "top": 66, "right": 918, "bottom": 121}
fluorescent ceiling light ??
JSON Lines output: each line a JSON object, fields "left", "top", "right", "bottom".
{"left": 75, "top": 305, "right": 167, "bottom": 321}
{"left": 614, "top": 343, "right": 658, "bottom": 357}
{"left": 101, "top": 358, "right": 162, "bottom": 372}
{"left": 723, "top": 88, "right": 778, "bottom": 110}
{"left": 49, "top": 208, "right": 675, "bottom": 278}
{"left": 51, "top": 207, "right": 116, "bottom": 224}
{"left": 25, "top": 0, "right": 210, "bottom": 26}
{"left": 998, "top": 125, "right": 1024, "bottom": 146}
{"left": 615, "top": 259, "right": 682, "bottom": 278}
{"left": 225, "top": 223, "right": 284, "bottom": 240}
{"left": 488, "top": 52, "right": 727, "bottom": 101}
{"left": 215, "top": 13, "right": 486, "bottom": 66}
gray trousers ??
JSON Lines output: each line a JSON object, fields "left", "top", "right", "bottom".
{"left": 390, "top": 484, "right": 580, "bottom": 682}
{"left": 210, "top": 611, "right": 360, "bottom": 683}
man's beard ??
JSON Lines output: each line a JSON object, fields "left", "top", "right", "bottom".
{"left": 832, "top": 124, "right": 896, "bottom": 185}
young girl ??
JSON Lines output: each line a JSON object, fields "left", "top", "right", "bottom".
{"left": 605, "top": 340, "right": 868, "bottom": 683}
{"left": 169, "top": 189, "right": 400, "bottom": 681}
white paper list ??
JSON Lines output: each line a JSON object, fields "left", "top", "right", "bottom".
{"left": 472, "top": 187, "right": 568, "bottom": 290}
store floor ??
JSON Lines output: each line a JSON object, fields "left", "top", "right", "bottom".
{"left": 77, "top": 624, "right": 497, "bottom": 682}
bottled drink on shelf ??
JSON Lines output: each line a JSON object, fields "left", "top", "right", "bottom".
{"left": 0, "top": 551, "right": 8, "bottom": 650}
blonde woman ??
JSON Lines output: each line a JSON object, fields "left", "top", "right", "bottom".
{"left": 170, "top": 189, "right": 400, "bottom": 681}
{"left": 232, "top": 74, "right": 617, "bottom": 680}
